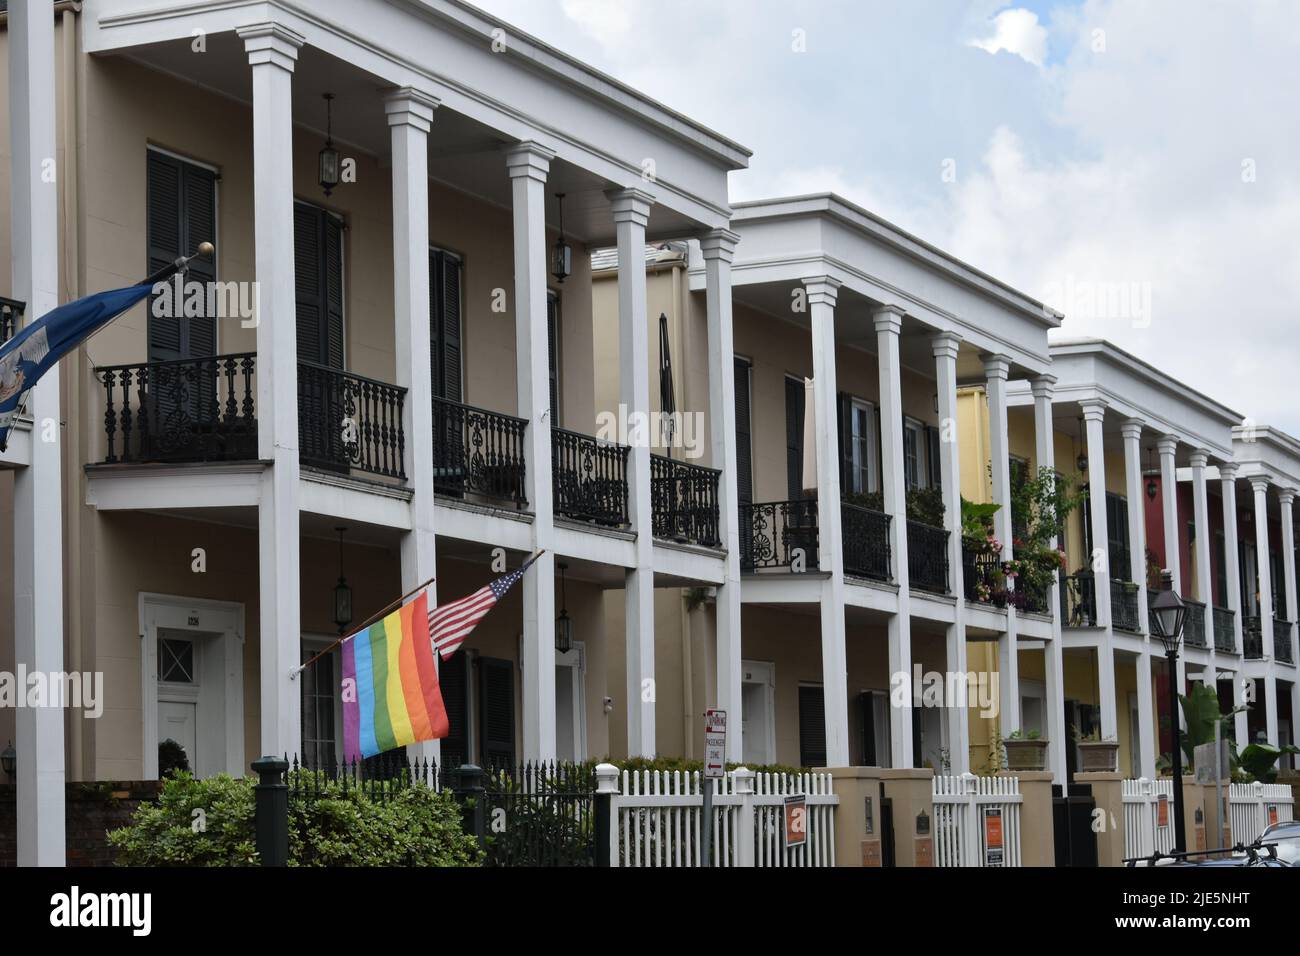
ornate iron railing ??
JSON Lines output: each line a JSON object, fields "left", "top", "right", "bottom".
{"left": 1060, "top": 572, "right": 1097, "bottom": 627}
{"left": 1019, "top": 576, "right": 1053, "bottom": 615}
{"left": 1111, "top": 580, "right": 1142, "bottom": 633}
{"left": 841, "top": 502, "right": 891, "bottom": 581}
{"left": 1212, "top": 606, "right": 1236, "bottom": 653}
{"left": 1244, "top": 617, "right": 1264, "bottom": 659}
{"left": 0, "top": 296, "right": 23, "bottom": 343}
{"left": 907, "top": 520, "right": 949, "bottom": 594}
{"left": 298, "top": 361, "right": 406, "bottom": 480}
{"left": 740, "top": 499, "right": 818, "bottom": 572}
{"left": 650, "top": 454, "right": 721, "bottom": 547}
{"left": 98, "top": 352, "right": 257, "bottom": 464}
{"left": 1275, "top": 619, "right": 1295, "bottom": 664}
{"left": 1181, "top": 598, "right": 1207, "bottom": 648}
{"left": 552, "top": 427, "right": 630, "bottom": 526}
{"left": 962, "top": 537, "right": 1002, "bottom": 605}
{"left": 432, "top": 397, "right": 527, "bottom": 507}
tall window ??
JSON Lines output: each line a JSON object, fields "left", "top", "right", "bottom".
{"left": 850, "top": 400, "right": 877, "bottom": 494}
{"left": 429, "top": 247, "right": 463, "bottom": 402}
{"left": 547, "top": 290, "right": 561, "bottom": 424}
{"left": 300, "top": 647, "right": 339, "bottom": 770}
{"left": 798, "top": 684, "right": 827, "bottom": 768}
{"left": 734, "top": 357, "right": 753, "bottom": 506}
{"left": 1106, "top": 492, "right": 1132, "bottom": 581}
{"left": 903, "top": 419, "right": 922, "bottom": 490}
{"left": 294, "top": 200, "right": 345, "bottom": 369}
{"left": 785, "top": 376, "right": 807, "bottom": 500}
{"left": 1215, "top": 531, "right": 1228, "bottom": 606}
{"left": 147, "top": 149, "right": 217, "bottom": 363}
{"left": 1010, "top": 455, "right": 1029, "bottom": 543}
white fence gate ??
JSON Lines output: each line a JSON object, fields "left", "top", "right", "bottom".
{"left": 1229, "top": 782, "right": 1295, "bottom": 844}
{"left": 931, "top": 773, "right": 1023, "bottom": 867}
{"left": 1121, "top": 778, "right": 1175, "bottom": 860}
{"left": 598, "top": 766, "right": 838, "bottom": 867}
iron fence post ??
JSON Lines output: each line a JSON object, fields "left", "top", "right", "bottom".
{"left": 452, "top": 763, "right": 488, "bottom": 849}
{"left": 594, "top": 762, "right": 619, "bottom": 867}
{"left": 252, "top": 755, "right": 289, "bottom": 867}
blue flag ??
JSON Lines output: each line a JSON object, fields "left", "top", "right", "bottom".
{"left": 0, "top": 283, "right": 153, "bottom": 450}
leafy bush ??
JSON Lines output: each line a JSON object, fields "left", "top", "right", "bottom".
{"left": 108, "top": 771, "right": 481, "bottom": 867}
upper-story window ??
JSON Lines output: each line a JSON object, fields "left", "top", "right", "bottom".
{"left": 547, "top": 290, "right": 561, "bottom": 425}
{"left": 733, "top": 357, "right": 754, "bottom": 506}
{"left": 838, "top": 395, "right": 878, "bottom": 495}
{"left": 429, "top": 247, "right": 463, "bottom": 402}
{"left": 146, "top": 148, "right": 217, "bottom": 363}
{"left": 294, "top": 200, "right": 345, "bottom": 370}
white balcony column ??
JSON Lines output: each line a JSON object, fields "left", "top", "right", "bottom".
{"left": 985, "top": 354, "right": 1019, "bottom": 739}
{"left": 935, "top": 332, "right": 968, "bottom": 774}
{"left": 702, "top": 229, "right": 744, "bottom": 760}
{"left": 875, "top": 304, "right": 912, "bottom": 767}
{"left": 608, "top": 186, "right": 657, "bottom": 757}
{"left": 1279, "top": 489, "right": 1297, "bottom": 668}
{"left": 9, "top": 0, "right": 65, "bottom": 866}
{"left": 1250, "top": 477, "right": 1278, "bottom": 744}
{"left": 1121, "top": 419, "right": 1156, "bottom": 778}
{"left": 1032, "top": 376, "right": 1068, "bottom": 784}
{"left": 1220, "top": 464, "right": 1249, "bottom": 749}
{"left": 508, "top": 143, "right": 559, "bottom": 761}
{"left": 388, "top": 88, "right": 441, "bottom": 762}
{"left": 807, "top": 277, "right": 849, "bottom": 767}
{"left": 241, "top": 22, "right": 304, "bottom": 758}
{"left": 1157, "top": 436, "right": 1181, "bottom": 592}
{"left": 1080, "top": 398, "right": 1118, "bottom": 740}
{"left": 1191, "top": 451, "right": 1216, "bottom": 687}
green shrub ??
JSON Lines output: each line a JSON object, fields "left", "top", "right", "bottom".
{"left": 108, "top": 771, "right": 481, "bottom": 867}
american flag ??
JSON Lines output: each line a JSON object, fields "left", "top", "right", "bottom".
{"left": 428, "top": 553, "right": 541, "bottom": 660}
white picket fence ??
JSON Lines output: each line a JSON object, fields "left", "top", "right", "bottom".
{"left": 1229, "top": 782, "right": 1295, "bottom": 844}
{"left": 1121, "top": 778, "right": 1175, "bottom": 859}
{"left": 931, "top": 773, "right": 1023, "bottom": 867}
{"left": 598, "top": 766, "right": 838, "bottom": 867}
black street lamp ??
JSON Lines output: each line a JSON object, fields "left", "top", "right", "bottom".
{"left": 1149, "top": 569, "right": 1188, "bottom": 852}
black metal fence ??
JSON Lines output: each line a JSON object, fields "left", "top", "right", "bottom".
{"left": 650, "top": 454, "right": 721, "bottom": 547}
{"left": 841, "top": 501, "right": 891, "bottom": 581}
{"left": 740, "top": 499, "right": 819, "bottom": 571}
{"left": 552, "top": 427, "right": 630, "bottom": 526}
{"left": 1276, "top": 620, "right": 1295, "bottom": 664}
{"left": 298, "top": 361, "right": 407, "bottom": 480}
{"left": 1244, "top": 618, "right": 1264, "bottom": 659}
{"left": 476, "top": 762, "right": 597, "bottom": 867}
{"left": 432, "top": 396, "right": 528, "bottom": 507}
{"left": 1060, "top": 572, "right": 1097, "bottom": 627}
{"left": 1111, "top": 580, "right": 1142, "bottom": 633}
{"left": 1181, "top": 598, "right": 1207, "bottom": 647}
{"left": 907, "top": 520, "right": 949, "bottom": 593}
{"left": 1213, "top": 606, "right": 1236, "bottom": 652}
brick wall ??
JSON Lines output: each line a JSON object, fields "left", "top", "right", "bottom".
{"left": 0, "top": 782, "right": 160, "bottom": 866}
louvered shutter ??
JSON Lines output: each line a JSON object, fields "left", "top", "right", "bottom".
{"left": 798, "top": 685, "right": 827, "bottom": 768}
{"left": 294, "top": 201, "right": 325, "bottom": 365}
{"left": 927, "top": 424, "right": 942, "bottom": 492}
{"left": 547, "top": 291, "right": 560, "bottom": 425}
{"left": 441, "top": 252, "right": 463, "bottom": 404}
{"left": 837, "top": 392, "right": 852, "bottom": 492}
{"left": 479, "top": 657, "right": 516, "bottom": 768}
{"left": 733, "top": 358, "right": 753, "bottom": 505}
{"left": 324, "top": 213, "right": 345, "bottom": 370}
{"left": 439, "top": 650, "right": 469, "bottom": 769}
{"left": 146, "top": 151, "right": 183, "bottom": 363}
{"left": 785, "top": 376, "right": 804, "bottom": 500}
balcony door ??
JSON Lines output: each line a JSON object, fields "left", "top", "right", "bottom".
{"left": 295, "top": 201, "right": 347, "bottom": 470}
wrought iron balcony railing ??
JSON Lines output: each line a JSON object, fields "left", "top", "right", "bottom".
{"left": 1276, "top": 619, "right": 1295, "bottom": 664}
{"left": 551, "top": 426, "right": 630, "bottom": 527}
{"left": 962, "top": 537, "right": 1003, "bottom": 606}
{"left": 0, "top": 296, "right": 24, "bottom": 343}
{"left": 432, "top": 396, "right": 527, "bottom": 508}
{"left": 649, "top": 454, "right": 721, "bottom": 548}
{"left": 740, "top": 499, "right": 818, "bottom": 572}
{"left": 907, "top": 520, "right": 949, "bottom": 594}
{"left": 1181, "top": 598, "right": 1208, "bottom": 648}
{"left": 1111, "top": 580, "right": 1142, "bottom": 633}
{"left": 1212, "top": 605, "right": 1236, "bottom": 653}
{"left": 1019, "top": 576, "right": 1053, "bottom": 615}
{"left": 1244, "top": 617, "right": 1264, "bottom": 659}
{"left": 298, "top": 361, "right": 406, "bottom": 480}
{"left": 841, "top": 502, "right": 891, "bottom": 581}
{"left": 1060, "top": 572, "right": 1097, "bottom": 627}
{"left": 99, "top": 352, "right": 257, "bottom": 465}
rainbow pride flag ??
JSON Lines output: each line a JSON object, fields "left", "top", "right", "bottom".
{"left": 341, "top": 590, "right": 449, "bottom": 760}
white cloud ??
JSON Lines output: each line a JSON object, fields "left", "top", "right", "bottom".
{"left": 967, "top": 8, "right": 1049, "bottom": 67}
{"left": 559, "top": 0, "right": 633, "bottom": 48}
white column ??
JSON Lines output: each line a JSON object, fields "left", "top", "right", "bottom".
{"left": 1122, "top": 419, "right": 1156, "bottom": 778}
{"left": 1250, "top": 477, "right": 1278, "bottom": 744}
{"left": 1220, "top": 464, "right": 1249, "bottom": 750}
{"left": 701, "top": 229, "right": 743, "bottom": 761}
{"left": 1191, "top": 450, "right": 1216, "bottom": 687}
{"left": 1032, "top": 376, "right": 1068, "bottom": 784}
{"left": 806, "top": 277, "right": 848, "bottom": 767}
{"left": 875, "top": 305, "right": 912, "bottom": 768}
{"left": 9, "top": 0, "right": 65, "bottom": 866}
{"left": 1080, "top": 398, "right": 1118, "bottom": 740}
{"left": 936, "top": 333, "right": 968, "bottom": 774}
{"left": 1279, "top": 489, "right": 1297, "bottom": 669}
{"left": 608, "top": 187, "right": 656, "bottom": 757}
{"left": 388, "top": 88, "right": 441, "bottom": 761}
{"left": 508, "top": 143, "right": 559, "bottom": 761}
{"left": 985, "top": 355, "right": 1019, "bottom": 738}
{"left": 241, "top": 22, "right": 304, "bottom": 758}
{"left": 1157, "top": 436, "right": 1181, "bottom": 592}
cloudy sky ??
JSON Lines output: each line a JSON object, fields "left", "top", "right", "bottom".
{"left": 473, "top": 0, "right": 1300, "bottom": 434}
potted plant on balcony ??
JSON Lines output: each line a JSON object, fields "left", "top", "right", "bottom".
{"left": 1074, "top": 728, "right": 1121, "bottom": 772}
{"left": 1001, "top": 729, "right": 1050, "bottom": 771}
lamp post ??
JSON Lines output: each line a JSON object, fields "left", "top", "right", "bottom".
{"left": 1149, "top": 569, "right": 1188, "bottom": 852}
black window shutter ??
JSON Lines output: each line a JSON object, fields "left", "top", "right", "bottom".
{"left": 146, "top": 151, "right": 182, "bottom": 363}
{"left": 798, "top": 685, "right": 826, "bottom": 768}
{"left": 324, "top": 213, "right": 345, "bottom": 369}
{"left": 479, "top": 656, "right": 515, "bottom": 768}
{"left": 858, "top": 691, "right": 876, "bottom": 766}
{"left": 429, "top": 249, "right": 463, "bottom": 403}
{"left": 785, "top": 377, "right": 805, "bottom": 500}
{"left": 875, "top": 405, "right": 884, "bottom": 492}
{"left": 294, "top": 201, "right": 326, "bottom": 366}
{"left": 927, "top": 425, "right": 942, "bottom": 492}
{"left": 837, "top": 392, "right": 852, "bottom": 492}
{"left": 439, "top": 650, "right": 469, "bottom": 769}
{"left": 733, "top": 358, "right": 753, "bottom": 505}
{"left": 547, "top": 291, "right": 560, "bottom": 425}
{"left": 147, "top": 151, "right": 217, "bottom": 363}
{"left": 1106, "top": 492, "right": 1131, "bottom": 580}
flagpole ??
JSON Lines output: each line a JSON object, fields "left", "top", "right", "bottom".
{"left": 290, "top": 573, "right": 436, "bottom": 679}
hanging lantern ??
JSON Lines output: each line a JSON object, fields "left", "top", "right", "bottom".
{"left": 552, "top": 192, "right": 573, "bottom": 283}
{"left": 333, "top": 526, "right": 353, "bottom": 636}
{"left": 556, "top": 562, "right": 574, "bottom": 654}
{"left": 319, "top": 93, "right": 340, "bottom": 197}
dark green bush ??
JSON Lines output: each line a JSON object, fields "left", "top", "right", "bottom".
{"left": 108, "top": 771, "right": 481, "bottom": 867}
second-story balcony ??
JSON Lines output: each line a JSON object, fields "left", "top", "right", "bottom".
{"left": 1275, "top": 619, "right": 1295, "bottom": 665}
{"left": 98, "top": 354, "right": 408, "bottom": 481}
{"left": 841, "top": 501, "right": 891, "bottom": 581}
{"left": 1181, "top": 598, "right": 1208, "bottom": 648}
{"left": 1240, "top": 615, "right": 1289, "bottom": 660}
{"left": 650, "top": 454, "right": 721, "bottom": 548}
{"left": 551, "top": 427, "right": 630, "bottom": 528}
{"left": 1111, "top": 580, "right": 1142, "bottom": 633}
{"left": 1060, "top": 572, "right": 1097, "bottom": 627}
{"left": 907, "top": 520, "right": 949, "bottom": 594}
{"left": 740, "top": 498, "right": 818, "bottom": 572}
{"left": 962, "top": 536, "right": 1003, "bottom": 606}
{"left": 432, "top": 396, "right": 527, "bottom": 509}
{"left": 1213, "top": 605, "right": 1236, "bottom": 653}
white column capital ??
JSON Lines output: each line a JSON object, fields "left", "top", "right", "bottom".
{"left": 506, "top": 141, "right": 556, "bottom": 182}
{"left": 872, "top": 303, "right": 904, "bottom": 333}
{"left": 982, "top": 353, "right": 1012, "bottom": 381}
{"left": 1155, "top": 434, "right": 1179, "bottom": 456}
{"left": 239, "top": 22, "right": 304, "bottom": 70}
{"left": 1219, "top": 462, "right": 1239, "bottom": 481}
{"left": 1278, "top": 487, "right": 1297, "bottom": 508}
{"left": 1250, "top": 475, "right": 1272, "bottom": 496}
{"left": 699, "top": 227, "right": 740, "bottom": 262}
{"left": 804, "top": 276, "right": 841, "bottom": 308}
{"left": 931, "top": 330, "right": 962, "bottom": 360}
{"left": 1079, "top": 397, "right": 1108, "bottom": 423}
{"left": 1189, "top": 449, "right": 1210, "bottom": 469}
{"left": 605, "top": 186, "right": 655, "bottom": 225}
{"left": 384, "top": 87, "right": 440, "bottom": 130}
{"left": 1030, "top": 373, "right": 1057, "bottom": 400}
{"left": 1119, "top": 418, "right": 1144, "bottom": 441}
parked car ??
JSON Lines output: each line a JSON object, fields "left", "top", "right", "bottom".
{"left": 1259, "top": 821, "right": 1300, "bottom": 865}
{"left": 1125, "top": 840, "right": 1289, "bottom": 867}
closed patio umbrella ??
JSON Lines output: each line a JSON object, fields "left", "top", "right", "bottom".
{"left": 802, "top": 376, "right": 818, "bottom": 496}
{"left": 658, "top": 312, "right": 676, "bottom": 456}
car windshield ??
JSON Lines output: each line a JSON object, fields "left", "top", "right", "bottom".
{"left": 1262, "top": 835, "right": 1300, "bottom": 864}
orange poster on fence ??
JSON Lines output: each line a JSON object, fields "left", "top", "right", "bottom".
{"left": 1157, "top": 795, "right": 1169, "bottom": 828}
{"left": 1268, "top": 805, "right": 1279, "bottom": 827}
{"left": 983, "top": 807, "right": 1004, "bottom": 865}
